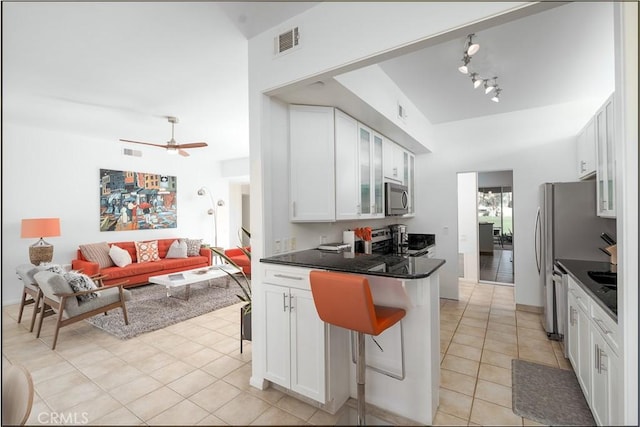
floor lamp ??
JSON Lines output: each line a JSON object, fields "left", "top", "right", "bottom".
{"left": 197, "top": 187, "right": 225, "bottom": 249}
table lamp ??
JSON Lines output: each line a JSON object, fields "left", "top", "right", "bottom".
{"left": 21, "top": 218, "right": 61, "bottom": 265}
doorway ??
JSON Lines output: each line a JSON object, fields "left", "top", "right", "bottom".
{"left": 478, "top": 171, "right": 514, "bottom": 285}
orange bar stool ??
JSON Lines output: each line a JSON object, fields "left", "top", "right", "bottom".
{"left": 310, "top": 270, "right": 406, "bottom": 426}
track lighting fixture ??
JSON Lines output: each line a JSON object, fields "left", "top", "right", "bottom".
{"left": 458, "top": 35, "right": 503, "bottom": 103}
{"left": 465, "top": 34, "right": 480, "bottom": 56}
{"left": 491, "top": 88, "right": 502, "bottom": 103}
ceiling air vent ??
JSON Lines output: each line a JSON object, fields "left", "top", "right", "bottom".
{"left": 123, "top": 148, "right": 142, "bottom": 157}
{"left": 275, "top": 27, "right": 300, "bottom": 56}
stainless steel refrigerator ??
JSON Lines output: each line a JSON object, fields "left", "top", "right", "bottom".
{"left": 534, "top": 181, "right": 616, "bottom": 342}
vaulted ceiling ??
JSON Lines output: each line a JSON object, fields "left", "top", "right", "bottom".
{"left": 3, "top": 2, "right": 615, "bottom": 160}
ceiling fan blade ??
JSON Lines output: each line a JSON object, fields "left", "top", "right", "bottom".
{"left": 178, "top": 149, "right": 190, "bottom": 157}
{"left": 119, "top": 139, "right": 167, "bottom": 149}
{"left": 175, "top": 142, "right": 208, "bottom": 149}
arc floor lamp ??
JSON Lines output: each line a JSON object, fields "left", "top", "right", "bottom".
{"left": 197, "top": 187, "right": 225, "bottom": 248}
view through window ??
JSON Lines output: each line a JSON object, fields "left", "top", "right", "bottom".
{"left": 478, "top": 186, "right": 513, "bottom": 240}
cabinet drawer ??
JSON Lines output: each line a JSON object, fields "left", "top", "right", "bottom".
{"left": 568, "top": 278, "right": 590, "bottom": 312}
{"left": 264, "top": 265, "right": 311, "bottom": 290}
{"left": 591, "top": 301, "right": 618, "bottom": 355}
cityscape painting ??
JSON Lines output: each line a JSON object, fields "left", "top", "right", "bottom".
{"left": 99, "top": 168, "right": 177, "bottom": 231}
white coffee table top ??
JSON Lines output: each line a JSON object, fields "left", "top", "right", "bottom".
{"left": 149, "top": 265, "right": 241, "bottom": 288}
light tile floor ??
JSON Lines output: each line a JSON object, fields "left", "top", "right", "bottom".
{"left": 2, "top": 281, "right": 571, "bottom": 425}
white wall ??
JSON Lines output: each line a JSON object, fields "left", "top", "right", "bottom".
{"left": 1, "top": 123, "right": 227, "bottom": 304}
{"left": 458, "top": 172, "right": 478, "bottom": 285}
{"left": 411, "top": 135, "right": 576, "bottom": 306}
{"left": 478, "top": 170, "right": 513, "bottom": 188}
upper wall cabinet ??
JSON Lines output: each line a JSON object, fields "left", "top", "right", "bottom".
{"left": 290, "top": 105, "right": 336, "bottom": 222}
{"left": 596, "top": 94, "right": 615, "bottom": 218}
{"left": 290, "top": 105, "right": 411, "bottom": 222}
{"left": 577, "top": 118, "right": 597, "bottom": 180}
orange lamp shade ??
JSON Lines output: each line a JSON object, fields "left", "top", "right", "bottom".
{"left": 21, "top": 218, "right": 61, "bottom": 239}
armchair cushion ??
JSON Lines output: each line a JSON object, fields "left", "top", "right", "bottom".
{"left": 63, "top": 272, "right": 98, "bottom": 303}
{"left": 224, "top": 247, "right": 251, "bottom": 276}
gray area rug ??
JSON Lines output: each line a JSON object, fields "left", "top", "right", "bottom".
{"left": 512, "top": 359, "right": 595, "bottom": 426}
{"left": 86, "top": 278, "right": 243, "bottom": 339}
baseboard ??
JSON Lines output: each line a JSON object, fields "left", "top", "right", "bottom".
{"left": 3, "top": 298, "right": 20, "bottom": 307}
{"left": 516, "top": 303, "right": 543, "bottom": 314}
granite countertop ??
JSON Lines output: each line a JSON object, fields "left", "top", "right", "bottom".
{"left": 556, "top": 258, "right": 617, "bottom": 321}
{"left": 260, "top": 249, "right": 445, "bottom": 280}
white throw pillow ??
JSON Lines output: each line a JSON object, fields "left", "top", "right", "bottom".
{"left": 166, "top": 239, "right": 188, "bottom": 259}
{"left": 109, "top": 245, "right": 132, "bottom": 268}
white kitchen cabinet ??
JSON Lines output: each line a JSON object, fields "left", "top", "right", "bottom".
{"left": 289, "top": 105, "right": 336, "bottom": 222}
{"left": 383, "top": 138, "right": 404, "bottom": 183}
{"left": 335, "top": 113, "right": 384, "bottom": 220}
{"left": 567, "top": 280, "right": 591, "bottom": 400}
{"left": 263, "top": 282, "right": 326, "bottom": 403}
{"left": 596, "top": 95, "right": 615, "bottom": 217}
{"left": 566, "top": 276, "right": 620, "bottom": 426}
{"left": 590, "top": 324, "right": 619, "bottom": 426}
{"left": 335, "top": 109, "right": 360, "bottom": 220}
{"left": 577, "top": 118, "right": 597, "bottom": 179}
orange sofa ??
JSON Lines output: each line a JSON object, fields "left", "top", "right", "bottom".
{"left": 72, "top": 239, "right": 212, "bottom": 287}
{"left": 224, "top": 247, "right": 251, "bottom": 276}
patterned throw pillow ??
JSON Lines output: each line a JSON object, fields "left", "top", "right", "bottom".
{"left": 109, "top": 245, "right": 132, "bottom": 267}
{"left": 63, "top": 272, "right": 98, "bottom": 303}
{"left": 79, "top": 242, "right": 115, "bottom": 269}
{"left": 185, "top": 239, "right": 203, "bottom": 257}
{"left": 166, "top": 240, "right": 188, "bottom": 259}
{"left": 38, "top": 262, "right": 66, "bottom": 274}
{"left": 135, "top": 240, "right": 160, "bottom": 263}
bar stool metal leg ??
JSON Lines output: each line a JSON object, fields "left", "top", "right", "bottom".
{"left": 357, "top": 331, "right": 366, "bottom": 426}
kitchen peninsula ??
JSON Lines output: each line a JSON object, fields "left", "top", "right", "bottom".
{"left": 260, "top": 249, "right": 445, "bottom": 424}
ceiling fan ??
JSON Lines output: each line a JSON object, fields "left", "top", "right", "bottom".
{"left": 120, "top": 116, "right": 208, "bottom": 157}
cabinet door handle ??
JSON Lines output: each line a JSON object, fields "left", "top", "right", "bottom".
{"left": 283, "top": 292, "right": 288, "bottom": 312}
{"left": 580, "top": 160, "right": 586, "bottom": 173}
{"left": 289, "top": 295, "right": 294, "bottom": 312}
{"left": 599, "top": 348, "right": 608, "bottom": 373}
{"left": 274, "top": 274, "right": 303, "bottom": 281}
{"left": 594, "top": 318, "right": 612, "bottom": 335}
{"left": 569, "top": 306, "right": 575, "bottom": 326}
{"left": 595, "top": 344, "right": 600, "bottom": 373}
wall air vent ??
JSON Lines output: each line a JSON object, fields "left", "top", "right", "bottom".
{"left": 275, "top": 27, "right": 300, "bottom": 56}
{"left": 123, "top": 148, "right": 142, "bottom": 157}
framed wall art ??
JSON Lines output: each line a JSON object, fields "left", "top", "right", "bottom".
{"left": 99, "top": 168, "right": 177, "bottom": 231}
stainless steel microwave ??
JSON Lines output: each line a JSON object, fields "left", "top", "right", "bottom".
{"left": 385, "top": 182, "right": 408, "bottom": 216}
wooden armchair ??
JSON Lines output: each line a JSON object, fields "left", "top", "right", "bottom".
{"left": 34, "top": 271, "right": 130, "bottom": 350}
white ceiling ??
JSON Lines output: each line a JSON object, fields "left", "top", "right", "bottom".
{"left": 2, "top": 2, "right": 615, "bottom": 161}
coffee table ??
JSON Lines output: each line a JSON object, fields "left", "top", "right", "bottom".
{"left": 148, "top": 265, "right": 241, "bottom": 300}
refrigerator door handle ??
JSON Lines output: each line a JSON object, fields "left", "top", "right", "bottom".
{"left": 534, "top": 207, "right": 541, "bottom": 273}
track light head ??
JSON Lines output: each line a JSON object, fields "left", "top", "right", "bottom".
{"left": 470, "top": 73, "right": 483, "bottom": 89}
{"left": 466, "top": 34, "right": 480, "bottom": 56}
{"left": 458, "top": 54, "right": 471, "bottom": 74}
{"left": 484, "top": 77, "right": 498, "bottom": 94}
{"left": 491, "top": 88, "right": 502, "bottom": 103}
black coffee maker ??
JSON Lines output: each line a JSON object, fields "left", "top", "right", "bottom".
{"left": 389, "top": 224, "right": 408, "bottom": 254}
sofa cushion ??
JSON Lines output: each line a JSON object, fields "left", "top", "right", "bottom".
{"left": 166, "top": 239, "right": 188, "bottom": 259}
{"left": 186, "top": 239, "right": 203, "bottom": 256}
{"left": 109, "top": 245, "right": 132, "bottom": 267}
{"left": 161, "top": 256, "right": 209, "bottom": 270}
{"left": 100, "top": 262, "right": 163, "bottom": 281}
{"left": 80, "top": 242, "right": 115, "bottom": 269}
{"left": 135, "top": 240, "right": 160, "bottom": 263}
